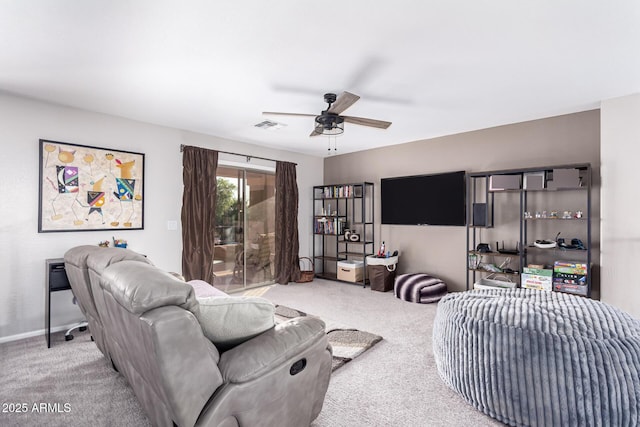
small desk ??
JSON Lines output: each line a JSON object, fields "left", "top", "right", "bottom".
{"left": 45, "top": 258, "right": 71, "bottom": 348}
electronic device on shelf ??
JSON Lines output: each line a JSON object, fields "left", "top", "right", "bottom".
{"left": 557, "top": 237, "right": 586, "bottom": 250}
{"left": 476, "top": 243, "right": 491, "bottom": 253}
{"left": 534, "top": 240, "right": 557, "bottom": 249}
{"left": 497, "top": 241, "right": 519, "bottom": 254}
{"left": 497, "top": 249, "right": 519, "bottom": 254}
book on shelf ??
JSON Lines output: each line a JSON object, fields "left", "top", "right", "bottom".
{"left": 322, "top": 185, "right": 354, "bottom": 198}
{"left": 314, "top": 217, "right": 345, "bottom": 235}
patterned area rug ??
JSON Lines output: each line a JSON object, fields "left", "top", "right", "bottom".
{"left": 274, "top": 305, "right": 383, "bottom": 371}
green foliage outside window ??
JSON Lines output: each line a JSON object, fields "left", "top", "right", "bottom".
{"left": 215, "top": 178, "right": 240, "bottom": 226}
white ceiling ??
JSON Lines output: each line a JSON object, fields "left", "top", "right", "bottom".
{"left": 1, "top": 1, "right": 639, "bottom": 157}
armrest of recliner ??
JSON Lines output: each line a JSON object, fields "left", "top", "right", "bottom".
{"left": 218, "top": 316, "right": 328, "bottom": 383}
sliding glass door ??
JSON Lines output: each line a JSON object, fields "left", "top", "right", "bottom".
{"left": 212, "top": 165, "right": 275, "bottom": 292}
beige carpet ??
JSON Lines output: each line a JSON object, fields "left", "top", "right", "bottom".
{"left": 262, "top": 279, "right": 503, "bottom": 427}
{"left": 0, "top": 329, "right": 150, "bottom": 427}
{"left": 0, "top": 279, "right": 501, "bottom": 426}
{"left": 275, "top": 305, "right": 383, "bottom": 371}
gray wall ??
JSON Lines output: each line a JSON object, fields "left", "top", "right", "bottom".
{"left": 323, "top": 110, "right": 601, "bottom": 293}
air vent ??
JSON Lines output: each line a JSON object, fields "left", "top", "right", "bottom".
{"left": 255, "top": 120, "right": 287, "bottom": 130}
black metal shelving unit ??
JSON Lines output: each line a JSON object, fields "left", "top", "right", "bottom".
{"left": 312, "top": 182, "right": 374, "bottom": 287}
{"left": 466, "top": 164, "right": 592, "bottom": 297}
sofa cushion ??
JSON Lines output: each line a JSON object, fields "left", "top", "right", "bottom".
{"left": 196, "top": 296, "right": 275, "bottom": 351}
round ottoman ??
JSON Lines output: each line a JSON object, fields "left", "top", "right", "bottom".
{"left": 394, "top": 273, "right": 447, "bottom": 303}
{"left": 433, "top": 288, "right": 640, "bottom": 426}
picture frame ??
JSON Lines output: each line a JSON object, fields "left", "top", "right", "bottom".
{"left": 38, "top": 139, "right": 145, "bottom": 232}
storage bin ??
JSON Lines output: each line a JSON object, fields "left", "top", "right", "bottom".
{"left": 366, "top": 255, "right": 398, "bottom": 292}
{"left": 473, "top": 277, "right": 516, "bottom": 290}
{"left": 337, "top": 260, "right": 364, "bottom": 282}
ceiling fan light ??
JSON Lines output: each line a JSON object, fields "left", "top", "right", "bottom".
{"left": 314, "top": 114, "right": 344, "bottom": 135}
{"left": 314, "top": 121, "right": 344, "bottom": 135}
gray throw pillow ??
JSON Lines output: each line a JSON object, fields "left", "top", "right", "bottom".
{"left": 195, "top": 296, "right": 275, "bottom": 350}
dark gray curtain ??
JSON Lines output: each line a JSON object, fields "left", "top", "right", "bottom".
{"left": 274, "top": 161, "right": 301, "bottom": 284}
{"left": 181, "top": 146, "right": 218, "bottom": 282}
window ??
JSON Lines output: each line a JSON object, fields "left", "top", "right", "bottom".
{"left": 212, "top": 165, "right": 275, "bottom": 292}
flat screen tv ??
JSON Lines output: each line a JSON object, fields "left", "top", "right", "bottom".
{"left": 381, "top": 171, "right": 466, "bottom": 226}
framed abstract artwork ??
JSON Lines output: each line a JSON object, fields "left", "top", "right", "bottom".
{"left": 38, "top": 139, "right": 145, "bottom": 232}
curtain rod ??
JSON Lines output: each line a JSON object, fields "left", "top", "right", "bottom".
{"left": 179, "top": 144, "right": 297, "bottom": 165}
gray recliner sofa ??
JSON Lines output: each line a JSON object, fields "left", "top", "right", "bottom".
{"left": 65, "top": 246, "right": 332, "bottom": 427}
{"left": 64, "top": 246, "right": 153, "bottom": 363}
{"left": 63, "top": 245, "right": 105, "bottom": 348}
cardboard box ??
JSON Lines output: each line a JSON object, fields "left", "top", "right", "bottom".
{"left": 553, "top": 261, "right": 588, "bottom": 275}
{"left": 521, "top": 267, "right": 553, "bottom": 291}
{"left": 547, "top": 168, "right": 581, "bottom": 189}
{"left": 553, "top": 281, "right": 588, "bottom": 296}
{"left": 489, "top": 174, "right": 521, "bottom": 191}
{"left": 337, "top": 260, "right": 364, "bottom": 282}
{"left": 523, "top": 172, "right": 545, "bottom": 190}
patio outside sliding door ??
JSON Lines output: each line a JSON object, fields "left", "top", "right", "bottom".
{"left": 212, "top": 165, "right": 275, "bottom": 292}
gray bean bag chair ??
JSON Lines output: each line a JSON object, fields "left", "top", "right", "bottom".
{"left": 433, "top": 288, "right": 640, "bottom": 426}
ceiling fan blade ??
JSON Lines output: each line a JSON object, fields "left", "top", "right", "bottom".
{"left": 327, "top": 91, "right": 360, "bottom": 114}
{"left": 262, "top": 111, "right": 316, "bottom": 117}
{"left": 343, "top": 115, "right": 392, "bottom": 129}
{"left": 309, "top": 128, "right": 323, "bottom": 137}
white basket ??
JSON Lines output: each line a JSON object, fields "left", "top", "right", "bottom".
{"left": 366, "top": 255, "right": 398, "bottom": 272}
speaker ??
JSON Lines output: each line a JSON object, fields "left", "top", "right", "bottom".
{"left": 49, "top": 262, "right": 71, "bottom": 291}
{"left": 473, "top": 203, "right": 487, "bottom": 227}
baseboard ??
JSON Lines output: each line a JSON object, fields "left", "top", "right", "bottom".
{"left": 0, "top": 322, "right": 85, "bottom": 345}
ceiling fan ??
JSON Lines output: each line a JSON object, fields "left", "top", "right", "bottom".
{"left": 263, "top": 91, "right": 392, "bottom": 137}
